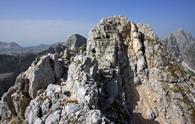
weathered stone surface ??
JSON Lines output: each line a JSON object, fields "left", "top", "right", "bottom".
{"left": 0, "top": 53, "right": 65, "bottom": 123}
{"left": 23, "top": 53, "right": 63, "bottom": 98}
{"left": 24, "top": 56, "right": 100, "bottom": 124}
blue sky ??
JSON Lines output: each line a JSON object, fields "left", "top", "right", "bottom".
{"left": 0, "top": 0, "right": 194, "bottom": 46}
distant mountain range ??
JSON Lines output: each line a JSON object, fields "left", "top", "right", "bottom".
{"left": 0, "top": 34, "right": 86, "bottom": 55}
{"left": 0, "top": 41, "right": 51, "bottom": 55}
{"left": 163, "top": 29, "right": 195, "bottom": 72}
{"left": 0, "top": 41, "right": 22, "bottom": 49}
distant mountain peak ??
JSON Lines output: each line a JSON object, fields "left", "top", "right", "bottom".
{"left": 174, "top": 29, "right": 193, "bottom": 41}
{"left": 176, "top": 28, "right": 185, "bottom": 32}
{"left": 164, "top": 29, "right": 195, "bottom": 71}
{"left": 0, "top": 41, "right": 22, "bottom": 50}
{"left": 65, "top": 33, "right": 87, "bottom": 50}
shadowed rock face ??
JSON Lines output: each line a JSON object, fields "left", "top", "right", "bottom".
{"left": 0, "top": 54, "right": 37, "bottom": 97}
{"left": 0, "top": 16, "right": 195, "bottom": 124}
{"left": 163, "top": 30, "right": 195, "bottom": 71}
{"left": 0, "top": 73, "right": 17, "bottom": 97}
{"left": 0, "top": 54, "right": 37, "bottom": 74}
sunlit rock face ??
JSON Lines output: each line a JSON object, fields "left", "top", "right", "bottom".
{"left": 0, "top": 16, "right": 195, "bottom": 124}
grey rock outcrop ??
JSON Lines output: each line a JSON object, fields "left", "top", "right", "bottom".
{"left": 26, "top": 53, "right": 64, "bottom": 98}
{"left": 0, "top": 16, "right": 195, "bottom": 124}
{"left": 0, "top": 42, "right": 67, "bottom": 97}
{"left": 25, "top": 55, "right": 100, "bottom": 124}
{"left": 0, "top": 53, "right": 65, "bottom": 124}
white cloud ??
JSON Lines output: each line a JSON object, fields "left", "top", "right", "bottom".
{"left": 0, "top": 20, "right": 93, "bottom": 46}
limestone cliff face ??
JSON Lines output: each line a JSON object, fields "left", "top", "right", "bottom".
{"left": 0, "top": 16, "right": 195, "bottom": 124}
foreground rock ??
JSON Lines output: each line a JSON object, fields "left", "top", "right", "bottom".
{"left": 0, "top": 16, "right": 195, "bottom": 124}
{"left": 0, "top": 53, "right": 65, "bottom": 123}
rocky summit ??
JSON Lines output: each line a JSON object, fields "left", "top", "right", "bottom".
{"left": 0, "top": 16, "right": 195, "bottom": 124}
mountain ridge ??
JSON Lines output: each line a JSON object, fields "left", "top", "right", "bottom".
{"left": 0, "top": 41, "right": 51, "bottom": 55}
{"left": 0, "top": 16, "right": 194, "bottom": 124}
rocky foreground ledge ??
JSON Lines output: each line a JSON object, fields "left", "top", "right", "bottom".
{"left": 0, "top": 16, "right": 195, "bottom": 124}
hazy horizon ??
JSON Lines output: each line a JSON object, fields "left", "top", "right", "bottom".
{"left": 0, "top": 0, "right": 195, "bottom": 46}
